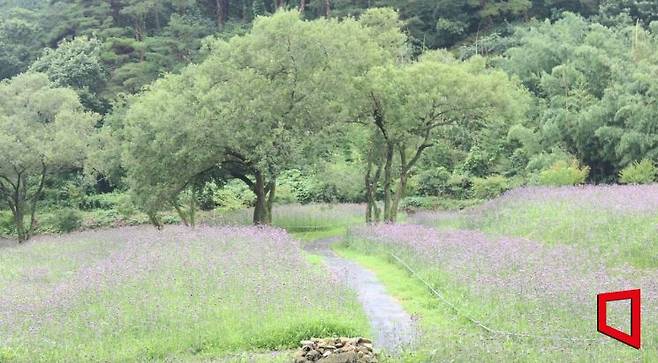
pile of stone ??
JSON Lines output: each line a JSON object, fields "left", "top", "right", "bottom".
{"left": 294, "top": 337, "right": 378, "bottom": 363}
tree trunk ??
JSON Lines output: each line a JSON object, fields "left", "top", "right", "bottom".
{"left": 389, "top": 148, "right": 408, "bottom": 223}
{"left": 0, "top": 172, "right": 38, "bottom": 242}
{"left": 265, "top": 180, "right": 275, "bottom": 225}
{"left": 172, "top": 187, "right": 197, "bottom": 228}
{"left": 154, "top": 4, "right": 161, "bottom": 31}
{"left": 231, "top": 169, "right": 273, "bottom": 225}
{"left": 390, "top": 171, "right": 407, "bottom": 223}
{"left": 370, "top": 93, "right": 391, "bottom": 223}
{"left": 253, "top": 172, "right": 269, "bottom": 225}
{"left": 382, "top": 143, "right": 394, "bottom": 222}
{"left": 110, "top": 0, "right": 121, "bottom": 24}
{"left": 324, "top": 0, "right": 331, "bottom": 17}
{"left": 148, "top": 212, "right": 163, "bottom": 230}
{"left": 389, "top": 140, "right": 432, "bottom": 223}
{"left": 25, "top": 164, "right": 47, "bottom": 239}
{"left": 365, "top": 157, "right": 383, "bottom": 224}
{"left": 298, "top": 0, "right": 305, "bottom": 12}
{"left": 14, "top": 205, "right": 26, "bottom": 242}
{"left": 365, "top": 159, "right": 374, "bottom": 224}
{"left": 216, "top": 0, "right": 229, "bottom": 28}
{"left": 173, "top": 203, "right": 190, "bottom": 226}
{"left": 372, "top": 158, "right": 383, "bottom": 223}
{"left": 373, "top": 197, "right": 381, "bottom": 222}
{"left": 11, "top": 175, "right": 27, "bottom": 242}
{"left": 189, "top": 189, "right": 196, "bottom": 227}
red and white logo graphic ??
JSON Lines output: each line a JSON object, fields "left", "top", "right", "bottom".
{"left": 597, "top": 289, "right": 641, "bottom": 349}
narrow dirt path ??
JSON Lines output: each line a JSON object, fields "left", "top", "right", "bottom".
{"left": 304, "top": 237, "right": 417, "bottom": 353}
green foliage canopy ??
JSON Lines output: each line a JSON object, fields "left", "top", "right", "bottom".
{"left": 365, "top": 54, "right": 529, "bottom": 221}
{"left": 118, "top": 10, "right": 395, "bottom": 224}
{"left": 30, "top": 37, "right": 108, "bottom": 112}
{"left": 501, "top": 13, "right": 658, "bottom": 182}
{"left": 0, "top": 73, "right": 98, "bottom": 240}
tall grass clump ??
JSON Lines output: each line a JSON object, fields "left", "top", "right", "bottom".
{"left": 206, "top": 203, "right": 364, "bottom": 232}
{"left": 536, "top": 160, "right": 589, "bottom": 186}
{"left": 272, "top": 204, "right": 363, "bottom": 231}
{"left": 0, "top": 226, "right": 369, "bottom": 362}
{"left": 619, "top": 159, "right": 656, "bottom": 184}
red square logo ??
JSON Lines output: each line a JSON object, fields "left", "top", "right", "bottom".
{"left": 597, "top": 289, "right": 641, "bottom": 349}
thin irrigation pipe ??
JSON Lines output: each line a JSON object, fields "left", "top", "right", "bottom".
{"left": 388, "top": 252, "right": 607, "bottom": 344}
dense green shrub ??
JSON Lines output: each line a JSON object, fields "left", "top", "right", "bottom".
{"left": 400, "top": 196, "right": 482, "bottom": 211}
{"left": 0, "top": 211, "right": 15, "bottom": 236}
{"left": 459, "top": 146, "right": 492, "bottom": 178}
{"left": 472, "top": 175, "right": 510, "bottom": 199}
{"left": 536, "top": 160, "right": 589, "bottom": 186}
{"left": 525, "top": 149, "right": 573, "bottom": 173}
{"left": 277, "top": 170, "right": 317, "bottom": 204}
{"left": 313, "top": 162, "right": 365, "bottom": 203}
{"left": 213, "top": 180, "right": 254, "bottom": 210}
{"left": 273, "top": 183, "right": 299, "bottom": 204}
{"left": 115, "top": 194, "right": 138, "bottom": 219}
{"left": 79, "top": 192, "right": 121, "bottom": 210}
{"left": 161, "top": 214, "right": 182, "bottom": 225}
{"left": 196, "top": 183, "right": 218, "bottom": 211}
{"left": 50, "top": 208, "right": 83, "bottom": 233}
{"left": 399, "top": 196, "right": 437, "bottom": 210}
{"left": 619, "top": 159, "right": 656, "bottom": 185}
{"left": 278, "top": 165, "right": 364, "bottom": 204}
{"left": 446, "top": 174, "right": 473, "bottom": 199}
{"left": 417, "top": 167, "right": 451, "bottom": 196}
{"left": 84, "top": 209, "right": 120, "bottom": 229}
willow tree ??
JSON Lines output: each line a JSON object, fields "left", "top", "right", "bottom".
{"left": 119, "top": 10, "right": 393, "bottom": 225}
{"left": 119, "top": 70, "right": 217, "bottom": 227}
{"left": 366, "top": 53, "right": 529, "bottom": 222}
{"left": 0, "top": 73, "right": 98, "bottom": 241}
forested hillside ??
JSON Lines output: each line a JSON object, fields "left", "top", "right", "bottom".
{"left": 2, "top": 0, "right": 656, "bottom": 109}
{"left": 1, "top": 0, "right": 657, "bottom": 238}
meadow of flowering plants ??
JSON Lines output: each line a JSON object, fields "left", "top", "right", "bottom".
{"left": 206, "top": 203, "right": 365, "bottom": 232}
{"left": 410, "top": 185, "right": 658, "bottom": 268}
{"left": 0, "top": 226, "right": 369, "bottom": 362}
{"left": 345, "top": 221, "right": 658, "bottom": 361}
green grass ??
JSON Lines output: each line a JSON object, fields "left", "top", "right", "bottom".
{"left": 203, "top": 204, "right": 364, "bottom": 232}
{"left": 1, "top": 202, "right": 365, "bottom": 240}
{"left": 334, "top": 242, "right": 655, "bottom": 362}
{"left": 305, "top": 253, "right": 325, "bottom": 266}
{"left": 292, "top": 225, "right": 350, "bottom": 242}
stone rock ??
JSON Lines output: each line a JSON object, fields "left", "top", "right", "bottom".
{"left": 293, "top": 337, "right": 377, "bottom": 362}
{"left": 320, "top": 351, "right": 358, "bottom": 363}
{"left": 306, "top": 350, "right": 321, "bottom": 360}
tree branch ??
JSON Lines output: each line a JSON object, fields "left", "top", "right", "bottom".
{"left": 232, "top": 172, "right": 255, "bottom": 190}
{"left": 0, "top": 175, "right": 16, "bottom": 190}
{"left": 370, "top": 92, "right": 390, "bottom": 142}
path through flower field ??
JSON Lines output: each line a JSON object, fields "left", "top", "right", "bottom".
{"left": 304, "top": 237, "right": 418, "bottom": 352}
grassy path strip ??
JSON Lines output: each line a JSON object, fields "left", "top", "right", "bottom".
{"left": 304, "top": 237, "right": 417, "bottom": 354}
{"left": 331, "top": 244, "right": 557, "bottom": 362}
{"left": 332, "top": 244, "right": 657, "bottom": 362}
{"left": 331, "top": 245, "right": 480, "bottom": 338}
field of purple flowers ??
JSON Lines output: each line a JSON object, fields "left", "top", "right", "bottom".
{"left": 347, "top": 224, "right": 657, "bottom": 360}
{"left": 0, "top": 226, "right": 369, "bottom": 362}
{"left": 411, "top": 185, "right": 658, "bottom": 268}
{"left": 347, "top": 185, "right": 658, "bottom": 361}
